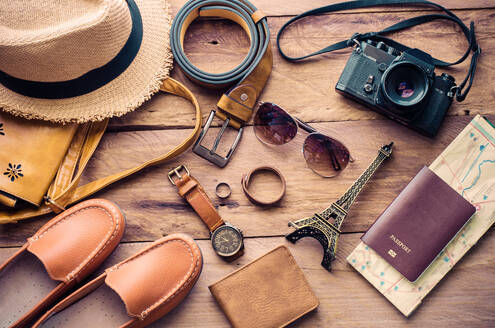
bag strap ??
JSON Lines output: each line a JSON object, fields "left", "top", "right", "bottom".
{"left": 0, "top": 77, "right": 202, "bottom": 224}
{"left": 47, "top": 123, "right": 93, "bottom": 201}
{"left": 276, "top": 0, "right": 481, "bottom": 102}
{"left": 44, "top": 120, "right": 109, "bottom": 212}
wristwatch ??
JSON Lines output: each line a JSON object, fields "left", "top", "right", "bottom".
{"left": 168, "top": 165, "right": 244, "bottom": 261}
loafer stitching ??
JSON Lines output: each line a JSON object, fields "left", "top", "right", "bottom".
{"left": 28, "top": 203, "right": 120, "bottom": 282}
{"left": 140, "top": 241, "right": 200, "bottom": 319}
{"left": 107, "top": 239, "right": 200, "bottom": 320}
{"left": 66, "top": 207, "right": 121, "bottom": 281}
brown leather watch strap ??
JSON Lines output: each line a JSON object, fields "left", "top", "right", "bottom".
{"left": 169, "top": 166, "right": 224, "bottom": 232}
{"left": 241, "top": 166, "right": 286, "bottom": 206}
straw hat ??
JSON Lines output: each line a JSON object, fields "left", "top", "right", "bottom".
{"left": 0, "top": 0, "right": 172, "bottom": 123}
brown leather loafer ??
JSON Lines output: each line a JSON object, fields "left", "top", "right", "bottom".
{"left": 33, "top": 233, "right": 203, "bottom": 328}
{"left": 0, "top": 199, "right": 125, "bottom": 328}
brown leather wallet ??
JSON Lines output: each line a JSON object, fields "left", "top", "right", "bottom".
{"left": 209, "top": 245, "right": 318, "bottom": 328}
{"left": 168, "top": 165, "right": 244, "bottom": 261}
{"left": 241, "top": 166, "right": 286, "bottom": 206}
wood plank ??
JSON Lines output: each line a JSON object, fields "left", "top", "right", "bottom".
{"left": 169, "top": 0, "right": 495, "bottom": 16}
{"left": 1, "top": 115, "right": 488, "bottom": 246}
{"left": 1, "top": 232, "right": 494, "bottom": 327}
{"left": 1, "top": 2, "right": 494, "bottom": 327}
{"left": 109, "top": 9, "right": 495, "bottom": 129}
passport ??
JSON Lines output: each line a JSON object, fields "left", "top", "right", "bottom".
{"left": 361, "top": 166, "right": 476, "bottom": 282}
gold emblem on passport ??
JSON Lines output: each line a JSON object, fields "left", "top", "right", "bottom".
{"left": 388, "top": 249, "right": 397, "bottom": 258}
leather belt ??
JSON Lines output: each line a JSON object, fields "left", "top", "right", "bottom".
{"left": 171, "top": 0, "right": 272, "bottom": 167}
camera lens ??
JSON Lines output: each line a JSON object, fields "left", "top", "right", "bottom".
{"left": 381, "top": 62, "right": 429, "bottom": 108}
{"left": 396, "top": 81, "right": 415, "bottom": 98}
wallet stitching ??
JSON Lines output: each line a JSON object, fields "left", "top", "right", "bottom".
{"left": 284, "top": 248, "right": 319, "bottom": 310}
{"left": 28, "top": 202, "right": 119, "bottom": 282}
{"left": 211, "top": 246, "right": 284, "bottom": 286}
{"left": 210, "top": 246, "right": 318, "bottom": 327}
{"left": 106, "top": 239, "right": 200, "bottom": 319}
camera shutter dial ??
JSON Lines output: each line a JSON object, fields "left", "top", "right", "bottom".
{"left": 364, "top": 75, "right": 375, "bottom": 93}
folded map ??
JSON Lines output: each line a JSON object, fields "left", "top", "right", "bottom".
{"left": 347, "top": 115, "right": 495, "bottom": 316}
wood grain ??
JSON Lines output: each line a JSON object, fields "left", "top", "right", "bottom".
{"left": 109, "top": 9, "right": 495, "bottom": 130}
{"left": 1, "top": 115, "right": 489, "bottom": 247}
{"left": 1, "top": 1, "right": 494, "bottom": 326}
{"left": 1, "top": 231, "right": 493, "bottom": 327}
{"left": 168, "top": 0, "right": 495, "bottom": 16}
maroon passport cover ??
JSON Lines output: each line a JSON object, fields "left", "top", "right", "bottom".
{"left": 361, "top": 166, "right": 476, "bottom": 282}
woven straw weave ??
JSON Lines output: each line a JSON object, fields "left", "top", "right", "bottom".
{"left": 0, "top": 0, "right": 173, "bottom": 123}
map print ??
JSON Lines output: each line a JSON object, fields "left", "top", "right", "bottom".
{"left": 347, "top": 115, "right": 495, "bottom": 317}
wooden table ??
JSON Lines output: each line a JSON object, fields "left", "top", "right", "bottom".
{"left": 1, "top": 1, "right": 494, "bottom": 326}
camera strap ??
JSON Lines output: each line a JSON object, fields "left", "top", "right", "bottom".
{"left": 276, "top": 0, "right": 481, "bottom": 102}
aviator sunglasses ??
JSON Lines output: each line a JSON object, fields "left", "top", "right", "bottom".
{"left": 253, "top": 103, "right": 353, "bottom": 177}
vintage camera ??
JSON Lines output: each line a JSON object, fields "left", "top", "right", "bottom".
{"left": 336, "top": 39, "right": 456, "bottom": 137}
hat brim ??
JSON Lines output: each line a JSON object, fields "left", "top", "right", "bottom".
{"left": 0, "top": 0, "right": 172, "bottom": 124}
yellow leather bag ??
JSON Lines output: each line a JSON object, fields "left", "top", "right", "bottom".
{"left": 0, "top": 78, "right": 201, "bottom": 224}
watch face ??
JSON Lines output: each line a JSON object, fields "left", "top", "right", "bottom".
{"left": 211, "top": 225, "right": 243, "bottom": 257}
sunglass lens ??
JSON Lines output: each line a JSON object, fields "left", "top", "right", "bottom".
{"left": 254, "top": 103, "right": 297, "bottom": 145}
{"left": 303, "top": 133, "right": 350, "bottom": 177}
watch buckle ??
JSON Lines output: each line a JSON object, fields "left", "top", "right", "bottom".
{"left": 192, "top": 110, "right": 243, "bottom": 168}
{"left": 167, "top": 165, "right": 190, "bottom": 185}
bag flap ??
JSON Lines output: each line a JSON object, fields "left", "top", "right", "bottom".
{"left": 0, "top": 112, "right": 77, "bottom": 207}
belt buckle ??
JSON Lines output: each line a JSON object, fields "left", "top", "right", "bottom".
{"left": 168, "top": 165, "right": 190, "bottom": 185}
{"left": 193, "top": 110, "right": 243, "bottom": 168}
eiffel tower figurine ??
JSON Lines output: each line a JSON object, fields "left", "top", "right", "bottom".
{"left": 286, "top": 142, "right": 394, "bottom": 271}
